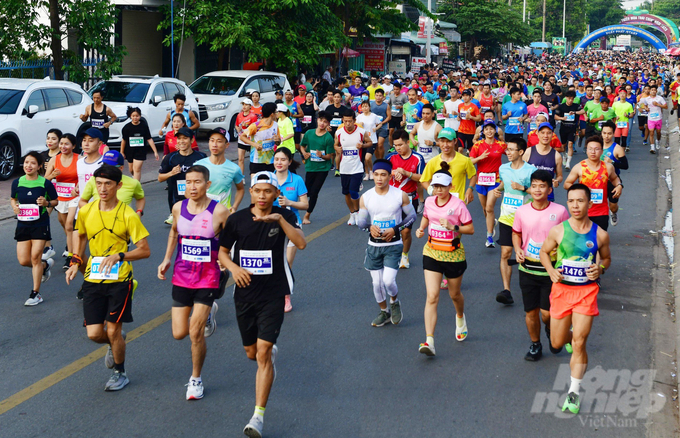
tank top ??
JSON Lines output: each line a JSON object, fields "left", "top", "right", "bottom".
{"left": 370, "top": 101, "right": 388, "bottom": 132}
{"left": 90, "top": 104, "right": 109, "bottom": 138}
{"left": 479, "top": 94, "right": 494, "bottom": 112}
{"left": 526, "top": 147, "right": 557, "bottom": 177}
{"left": 416, "top": 121, "right": 438, "bottom": 163}
{"left": 363, "top": 186, "right": 404, "bottom": 247}
{"left": 580, "top": 160, "right": 609, "bottom": 217}
{"left": 54, "top": 153, "right": 79, "bottom": 201}
{"left": 601, "top": 142, "right": 620, "bottom": 175}
{"left": 555, "top": 220, "right": 599, "bottom": 286}
{"left": 300, "top": 103, "right": 316, "bottom": 132}
{"left": 171, "top": 109, "right": 191, "bottom": 126}
{"left": 173, "top": 199, "right": 221, "bottom": 289}
{"left": 77, "top": 155, "right": 103, "bottom": 193}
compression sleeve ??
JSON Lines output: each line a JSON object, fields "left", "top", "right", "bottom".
{"left": 615, "top": 155, "right": 629, "bottom": 170}
{"left": 392, "top": 203, "right": 417, "bottom": 236}
{"left": 356, "top": 208, "right": 371, "bottom": 230}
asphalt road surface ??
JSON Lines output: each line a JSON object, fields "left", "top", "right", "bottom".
{"left": 0, "top": 125, "right": 669, "bottom": 437}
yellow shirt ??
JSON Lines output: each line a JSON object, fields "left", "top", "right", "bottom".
{"left": 76, "top": 200, "right": 149, "bottom": 283}
{"left": 421, "top": 153, "right": 476, "bottom": 200}
{"left": 82, "top": 174, "right": 144, "bottom": 206}
{"left": 367, "top": 85, "right": 384, "bottom": 101}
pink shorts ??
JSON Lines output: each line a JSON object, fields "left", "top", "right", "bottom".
{"left": 648, "top": 119, "right": 663, "bottom": 131}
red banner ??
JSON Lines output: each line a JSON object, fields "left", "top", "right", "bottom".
{"left": 418, "top": 16, "right": 426, "bottom": 39}
{"left": 357, "top": 41, "right": 385, "bottom": 72}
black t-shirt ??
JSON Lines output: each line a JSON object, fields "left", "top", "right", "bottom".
{"left": 541, "top": 93, "right": 559, "bottom": 117}
{"left": 122, "top": 120, "right": 152, "bottom": 147}
{"left": 11, "top": 175, "right": 58, "bottom": 228}
{"left": 219, "top": 206, "right": 300, "bottom": 302}
{"left": 558, "top": 102, "right": 581, "bottom": 129}
{"left": 159, "top": 150, "right": 207, "bottom": 204}
{"left": 328, "top": 104, "right": 350, "bottom": 135}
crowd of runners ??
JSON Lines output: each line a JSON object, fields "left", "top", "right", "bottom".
{"left": 9, "top": 49, "right": 679, "bottom": 436}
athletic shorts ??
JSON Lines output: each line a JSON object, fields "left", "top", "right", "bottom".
{"left": 550, "top": 282, "right": 599, "bottom": 319}
{"left": 364, "top": 243, "right": 403, "bottom": 271}
{"left": 589, "top": 215, "right": 609, "bottom": 231}
{"left": 584, "top": 125, "right": 597, "bottom": 139}
{"left": 235, "top": 296, "right": 285, "bottom": 346}
{"left": 504, "top": 133, "right": 524, "bottom": 144}
{"left": 648, "top": 119, "right": 663, "bottom": 131}
{"left": 55, "top": 197, "right": 79, "bottom": 214}
{"left": 559, "top": 126, "right": 576, "bottom": 144}
{"left": 458, "top": 133, "right": 474, "bottom": 150}
{"left": 365, "top": 143, "right": 377, "bottom": 155}
{"left": 389, "top": 116, "right": 402, "bottom": 129}
{"left": 614, "top": 126, "right": 629, "bottom": 138}
{"left": 497, "top": 222, "right": 513, "bottom": 247}
{"left": 250, "top": 162, "right": 275, "bottom": 174}
{"left": 237, "top": 142, "right": 251, "bottom": 151}
{"left": 579, "top": 120, "right": 587, "bottom": 130}
{"left": 125, "top": 146, "right": 147, "bottom": 162}
{"left": 294, "top": 132, "right": 301, "bottom": 144}
{"left": 341, "top": 173, "right": 363, "bottom": 197}
{"left": 607, "top": 181, "right": 619, "bottom": 204}
{"left": 172, "top": 285, "right": 217, "bottom": 308}
{"left": 638, "top": 115, "right": 648, "bottom": 127}
{"left": 15, "top": 225, "right": 51, "bottom": 242}
{"left": 475, "top": 181, "right": 500, "bottom": 196}
{"left": 377, "top": 129, "right": 389, "bottom": 139}
{"left": 82, "top": 280, "right": 134, "bottom": 325}
{"left": 423, "top": 256, "right": 467, "bottom": 279}
{"left": 519, "top": 271, "right": 552, "bottom": 312}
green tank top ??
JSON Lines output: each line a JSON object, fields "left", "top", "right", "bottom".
{"left": 555, "top": 220, "right": 599, "bottom": 285}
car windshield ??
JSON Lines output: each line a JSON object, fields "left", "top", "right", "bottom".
{"left": 89, "top": 81, "right": 150, "bottom": 103}
{"left": 0, "top": 89, "right": 26, "bottom": 114}
{"left": 189, "top": 76, "right": 243, "bottom": 96}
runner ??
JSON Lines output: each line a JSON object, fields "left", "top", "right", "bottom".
{"left": 235, "top": 99, "right": 259, "bottom": 175}
{"left": 218, "top": 171, "right": 306, "bottom": 437}
{"left": 299, "top": 91, "right": 318, "bottom": 145}
{"left": 415, "top": 161, "right": 474, "bottom": 356}
{"left": 334, "top": 111, "right": 371, "bottom": 226}
{"left": 501, "top": 87, "right": 528, "bottom": 144}
{"left": 457, "top": 89, "right": 482, "bottom": 152}
{"left": 600, "top": 121, "right": 628, "bottom": 226}
{"left": 159, "top": 93, "right": 200, "bottom": 135}
{"left": 389, "top": 85, "right": 408, "bottom": 149}
{"left": 120, "top": 107, "right": 159, "bottom": 181}
{"left": 196, "top": 127, "right": 245, "bottom": 213}
{"left": 276, "top": 104, "right": 296, "bottom": 155}
{"left": 240, "top": 102, "right": 280, "bottom": 174}
{"left": 11, "top": 152, "right": 58, "bottom": 306}
{"left": 526, "top": 113, "right": 562, "bottom": 150}
{"left": 386, "top": 129, "right": 426, "bottom": 269}
{"left": 366, "top": 74, "right": 383, "bottom": 102}
{"left": 159, "top": 127, "right": 207, "bottom": 224}
{"left": 80, "top": 90, "right": 117, "bottom": 143}
{"left": 370, "top": 89, "right": 390, "bottom": 158}
{"left": 401, "top": 89, "right": 424, "bottom": 139}
{"left": 163, "top": 113, "right": 199, "bottom": 155}
{"left": 410, "top": 104, "right": 443, "bottom": 164}
{"left": 79, "top": 151, "right": 145, "bottom": 213}
{"left": 327, "top": 90, "right": 350, "bottom": 177}
{"left": 433, "top": 90, "right": 447, "bottom": 129}
{"left": 469, "top": 120, "right": 506, "bottom": 248}
{"left": 640, "top": 85, "right": 667, "bottom": 154}
{"left": 582, "top": 87, "right": 602, "bottom": 139}
{"left": 65, "top": 164, "right": 151, "bottom": 391}
{"left": 76, "top": 128, "right": 105, "bottom": 200}
{"left": 443, "top": 88, "right": 462, "bottom": 135}
{"left": 523, "top": 123, "right": 563, "bottom": 202}
{"left": 472, "top": 109, "right": 505, "bottom": 142}
{"left": 355, "top": 159, "right": 416, "bottom": 327}
{"left": 283, "top": 90, "right": 303, "bottom": 152}
{"left": 158, "top": 165, "right": 229, "bottom": 401}
{"left": 636, "top": 84, "right": 651, "bottom": 148}
{"left": 563, "top": 136, "right": 623, "bottom": 232}
{"left": 300, "top": 111, "right": 335, "bottom": 225}
{"left": 554, "top": 90, "right": 583, "bottom": 170}
{"left": 526, "top": 89, "right": 548, "bottom": 132}
{"left": 540, "top": 183, "right": 612, "bottom": 414}
{"left": 611, "top": 88, "right": 635, "bottom": 153}
{"left": 512, "top": 169, "right": 569, "bottom": 360}
{"left": 356, "top": 100, "right": 380, "bottom": 179}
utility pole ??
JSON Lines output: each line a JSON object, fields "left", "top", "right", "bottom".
{"left": 542, "top": 0, "right": 546, "bottom": 42}
{"left": 562, "top": 0, "right": 566, "bottom": 39}
{"left": 523, "top": 0, "right": 526, "bottom": 22}
{"left": 426, "top": 0, "right": 431, "bottom": 64}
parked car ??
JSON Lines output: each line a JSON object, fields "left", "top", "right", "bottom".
{"left": 0, "top": 78, "right": 93, "bottom": 180}
{"left": 88, "top": 75, "right": 200, "bottom": 147}
{"left": 189, "top": 70, "right": 291, "bottom": 139}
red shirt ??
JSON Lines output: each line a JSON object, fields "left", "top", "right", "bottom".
{"left": 294, "top": 96, "right": 306, "bottom": 106}
{"left": 469, "top": 139, "right": 507, "bottom": 178}
{"left": 163, "top": 130, "right": 199, "bottom": 155}
{"left": 527, "top": 130, "right": 562, "bottom": 149}
{"left": 386, "top": 151, "right": 426, "bottom": 196}
{"left": 236, "top": 112, "right": 259, "bottom": 143}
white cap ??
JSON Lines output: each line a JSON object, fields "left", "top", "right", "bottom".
{"left": 251, "top": 171, "right": 279, "bottom": 189}
{"left": 383, "top": 74, "right": 392, "bottom": 79}
{"left": 276, "top": 103, "right": 289, "bottom": 113}
{"left": 431, "top": 172, "right": 452, "bottom": 187}
{"left": 594, "top": 86, "right": 603, "bottom": 91}
{"left": 242, "top": 98, "right": 253, "bottom": 105}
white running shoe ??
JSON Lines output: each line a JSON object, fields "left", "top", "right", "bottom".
{"left": 399, "top": 254, "right": 410, "bottom": 269}
{"left": 24, "top": 292, "right": 43, "bottom": 306}
{"left": 347, "top": 212, "right": 356, "bottom": 226}
{"left": 164, "top": 214, "right": 173, "bottom": 224}
{"left": 186, "top": 379, "right": 204, "bottom": 400}
{"left": 204, "top": 302, "right": 218, "bottom": 338}
{"left": 417, "top": 202, "right": 424, "bottom": 215}
{"left": 243, "top": 416, "right": 264, "bottom": 438}
{"left": 369, "top": 171, "right": 374, "bottom": 180}
{"left": 41, "top": 258, "right": 53, "bottom": 283}
{"left": 650, "top": 145, "right": 656, "bottom": 154}
{"left": 42, "top": 245, "right": 55, "bottom": 261}
{"left": 271, "top": 344, "right": 277, "bottom": 383}
{"left": 363, "top": 173, "right": 369, "bottom": 180}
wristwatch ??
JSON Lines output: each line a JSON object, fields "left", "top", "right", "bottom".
{"left": 119, "top": 252, "right": 126, "bottom": 262}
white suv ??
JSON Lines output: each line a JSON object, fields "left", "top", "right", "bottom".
{"left": 189, "top": 70, "right": 291, "bottom": 138}
{"left": 88, "top": 75, "right": 200, "bottom": 147}
{"left": 0, "top": 78, "right": 93, "bottom": 180}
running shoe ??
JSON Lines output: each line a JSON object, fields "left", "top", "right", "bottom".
{"left": 485, "top": 236, "right": 495, "bottom": 248}
{"left": 650, "top": 145, "right": 656, "bottom": 154}
{"left": 610, "top": 211, "right": 618, "bottom": 227}
{"left": 495, "top": 289, "right": 514, "bottom": 305}
{"left": 104, "top": 370, "right": 129, "bottom": 391}
{"left": 369, "top": 171, "right": 374, "bottom": 180}
{"left": 561, "top": 392, "right": 580, "bottom": 414}
{"left": 284, "top": 295, "right": 293, "bottom": 313}
{"left": 42, "top": 245, "right": 55, "bottom": 261}
{"left": 243, "top": 416, "right": 264, "bottom": 438}
{"left": 132, "top": 279, "right": 138, "bottom": 299}
{"left": 347, "top": 212, "right": 356, "bottom": 226}
{"left": 545, "top": 325, "right": 562, "bottom": 354}
{"left": 41, "top": 258, "right": 53, "bottom": 283}
{"left": 371, "top": 310, "right": 391, "bottom": 327}
{"left": 271, "top": 344, "right": 277, "bottom": 383}
{"left": 24, "top": 291, "right": 43, "bottom": 306}
{"left": 186, "top": 379, "right": 204, "bottom": 400}
{"left": 419, "top": 342, "right": 436, "bottom": 356}
{"left": 105, "top": 331, "right": 126, "bottom": 369}
{"left": 363, "top": 173, "right": 369, "bottom": 181}
{"left": 440, "top": 278, "right": 448, "bottom": 289}
{"left": 417, "top": 203, "right": 425, "bottom": 215}
{"left": 565, "top": 342, "right": 573, "bottom": 354}
{"left": 455, "top": 313, "right": 468, "bottom": 341}
{"left": 492, "top": 219, "right": 498, "bottom": 238}
{"left": 390, "top": 300, "right": 403, "bottom": 325}
{"left": 63, "top": 256, "right": 72, "bottom": 271}
{"left": 643, "top": 140, "right": 648, "bottom": 146}
{"left": 334, "top": 170, "right": 340, "bottom": 177}
{"left": 359, "top": 183, "right": 364, "bottom": 191}
{"left": 625, "top": 146, "right": 630, "bottom": 152}
{"left": 164, "top": 214, "right": 173, "bottom": 225}
{"left": 204, "top": 302, "right": 218, "bottom": 338}
{"left": 62, "top": 247, "right": 69, "bottom": 258}
{"left": 399, "top": 254, "right": 410, "bottom": 269}
{"left": 524, "top": 342, "right": 543, "bottom": 361}
{"left": 77, "top": 287, "right": 84, "bottom": 300}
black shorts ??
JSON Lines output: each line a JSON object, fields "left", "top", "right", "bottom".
{"left": 498, "top": 222, "right": 513, "bottom": 247}
{"left": 294, "top": 131, "right": 301, "bottom": 144}
{"left": 638, "top": 116, "right": 648, "bottom": 127}
{"left": 505, "top": 133, "right": 524, "bottom": 144}
{"left": 83, "top": 280, "right": 134, "bottom": 325}
{"left": 589, "top": 215, "right": 609, "bottom": 231}
{"left": 250, "top": 162, "right": 275, "bottom": 174}
{"left": 125, "top": 146, "right": 147, "bottom": 162}
{"left": 423, "top": 256, "right": 467, "bottom": 279}
{"left": 365, "top": 143, "right": 376, "bottom": 155}
{"left": 607, "top": 181, "right": 619, "bottom": 204}
{"left": 458, "top": 133, "right": 474, "bottom": 150}
{"left": 235, "top": 297, "right": 285, "bottom": 346}
{"left": 237, "top": 142, "right": 251, "bottom": 151}
{"left": 341, "top": 173, "right": 363, "bottom": 197}
{"left": 519, "top": 271, "right": 552, "bottom": 312}
{"left": 584, "top": 125, "right": 597, "bottom": 139}
{"left": 172, "top": 285, "right": 217, "bottom": 308}
{"left": 389, "top": 116, "right": 402, "bottom": 129}
{"left": 15, "top": 225, "right": 51, "bottom": 242}
{"left": 559, "top": 126, "right": 577, "bottom": 144}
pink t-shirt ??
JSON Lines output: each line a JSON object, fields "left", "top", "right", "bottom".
{"left": 526, "top": 104, "right": 548, "bottom": 125}
{"left": 513, "top": 201, "right": 569, "bottom": 273}
{"left": 423, "top": 194, "right": 472, "bottom": 262}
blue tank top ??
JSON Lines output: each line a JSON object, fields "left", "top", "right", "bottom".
{"left": 601, "top": 142, "right": 620, "bottom": 175}
{"left": 555, "top": 221, "right": 599, "bottom": 286}
{"left": 171, "top": 109, "right": 192, "bottom": 125}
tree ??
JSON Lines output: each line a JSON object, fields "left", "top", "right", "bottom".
{"left": 587, "top": 0, "right": 625, "bottom": 31}
{"left": 639, "top": 0, "right": 680, "bottom": 28}
{"left": 0, "top": 0, "right": 125, "bottom": 83}
{"left": 526, "top": 0, "right": 587, "bottom": 43}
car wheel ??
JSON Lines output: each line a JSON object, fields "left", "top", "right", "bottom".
{"left": 0, "top": 139, "right": 19, "bottom": 181}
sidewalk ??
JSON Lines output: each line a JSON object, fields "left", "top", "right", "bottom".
{"left": 0, "top": 137, "right": 240, "bottom": 221}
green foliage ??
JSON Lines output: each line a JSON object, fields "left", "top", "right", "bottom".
{"left": 639, "top": 0, "right": 680, "bottom": 28}
{"left": 526, "top": 0, "right": 587, "bottom": 43}
{"left": 587, "top": 0, "right": 625, "bottom": 31}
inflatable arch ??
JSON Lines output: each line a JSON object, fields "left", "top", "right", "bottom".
{"left": 571, "top": 25, "right": 667, "bottom": 54}
{"left": 621, "top": 8, "right": 680, "bottom": 45}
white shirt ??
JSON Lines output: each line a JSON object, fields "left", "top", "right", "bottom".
{"left": 642, "top": 95, "right": 666, "bottom": 121}
{"left": 357, "top": 113, "right": 379, "bottom": 143}
{"left": 444, "top": 99, "right": 463, "bottom": 131}
{"left": 336, "top": 126, "right": 366, "bottom": 175}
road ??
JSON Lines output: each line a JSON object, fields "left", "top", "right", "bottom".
{"left": 0, "top": 123, "right": 674, "bottom": 437}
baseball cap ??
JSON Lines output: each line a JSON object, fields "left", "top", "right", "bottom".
{"left": 242, "top": 98, "right": 253, "bottom": 105}
{"left": 482, "top": 119, "right": 497, "bottom": 129}
{"left": 538, "top": 122, "right": 554, "bottom": 131}
{"left": 83, "top": 128, "right": 103, "bottom": 141}
{"left": 102, "top": 150, "right": 124, "bottom": 167}
{"left": 275, "top": 90, "right": 283, "bottom": 95}
{"left": 462, "top": 89, "right": 472, "bottom": 96}
{"left": 177, "top": 126, "right": 194, "bottom": 138}
{"left": 438, "top": 127, "right": 457, "bottom": 140}
{"left": 208, "top": 127, "right": 230, "bottom": 142}
{"left": 297, "top": 84, "right": 306, "bottom": 90}
{"left": 276, "top": 103, "right": 289, "bottom": 113}
{"left": 251, "top": 171, "right": 279, "bottom": 190}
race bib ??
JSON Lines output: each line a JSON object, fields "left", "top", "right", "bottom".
{"left": 436, "top": 113, "right": 445, "bottom": 121}
{"left": 616, "top": 121, "right": 627, "bottom": 128}
{"left": 460, "top": 111, "right": 468, "bottom": 120}
{"left": 598, "top": 120, "right": 605, "bottom": 129}
{"left": 376, "top": 116, "right": 384, "bottom": 123}
{"left": 391, "top": 109, "right": 400, "bottom": 116}
{"left": 302, "top": 115, "right": 312, "bottom": 124}
{"left": 478, "top": 172, "right": 496, "bottom": 186}
{"left": 352, "top": 96, "right": 362, "bottom": 105}
{"left": 648, "top": 112, "right": 662, "bottom": 121}
{"left": 129, "top": 137, "right": 145, "bottom": 147}
{"left": 206, "top": 192, "right": 221, "bottom": 202}
{"left": 372, "top": 217, "right": 396, "bottom": 230}
{"left": 55, "top": 182, "right": 75, "bottom": 198}
{"left": 343, "top": 148, "right": 358, "bottom": 157}
{"left": 406, "top": 123, "right": 415, "bottom": 131}
{"left": 502, "top": 193, "right": 524, "bottom": 213}
{"left": 17, "top": 204, "right": 39, "bottom": 221}
{"left": 565, "top": 114, "right": 575, "bottom": 122}
{"left": 89, "top": 257, "right": 120, "bottom": 280}
{"left": 310, "top": 151, "right": 324, "bottom": 162}
{"left": 240, "top": 250, "right": 273, "bottom": 275}
{"left": 481, "top": 106, "right": 490, "bottom": 112}
{"left": 526, "top": 238, "right": 542, "bottom": 260}
{"left": 419, "top": 146, "right": 432, "bottom": 154}
{"left": 261, "top": 140, "right": 275, "bottom": 151}
{"left": 529, "top": 122, "right": 537, "bottom": 131}
{"left": 181, "top": 239, "right": 211, "bottom": 262}
{"left": 330, "top": 118, "right": 342, "bottom": 127}
{"left": 292, "top": 118, "right": 298, "bottom": 128}
{"left": 549, "top": 109, "right": 553, "bottom": 116}
{"left": 429, "top": 223, "right": 453, "bottom": 240}
{"left": 590, "top": 188, "right": 603, "bottom": 204}
{"left": 561, "top": 259, "right": 590, "bottom": 283}
{"left": 177, "top": 180, "right": 186, "bottom": 196}
{"left": 91, "top": 119, "right": 105, "bottom": 129}
{"left": 508, "top": 117, "right": 520, "bottom": 126}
